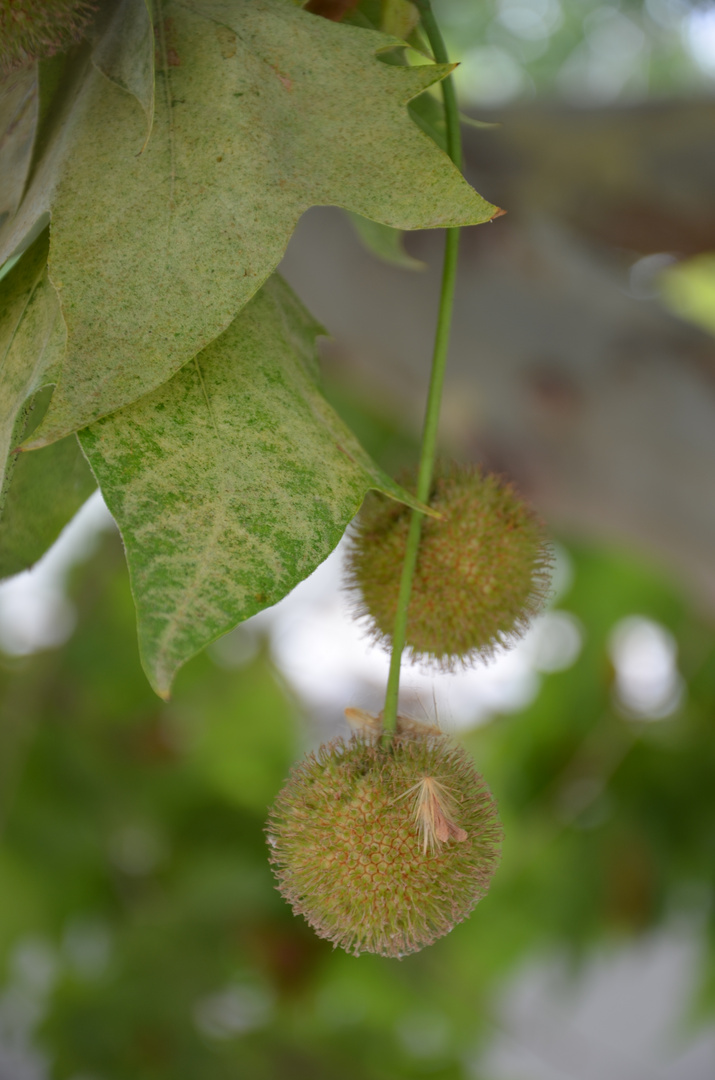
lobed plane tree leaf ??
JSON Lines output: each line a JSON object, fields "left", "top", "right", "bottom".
{"left": 5, "top": 0, "right": 496, "bottom": 448}
{"left": 79, "top": 273, "right": 428, "bottom": 698}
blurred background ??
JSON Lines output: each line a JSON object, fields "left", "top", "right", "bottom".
{"left": 2, "top": 1, "right": 715, "bottom": 1077}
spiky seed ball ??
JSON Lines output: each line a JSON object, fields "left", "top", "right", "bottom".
{"left": 0, "top": 0, "right": 97, "bottom": 74}
{"left": 345, "top": 463, "right": 552, "bottom": 668}
{"left": 266, "top": 734, "right": 502, "bottom": 958}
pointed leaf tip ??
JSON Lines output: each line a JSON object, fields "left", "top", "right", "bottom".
{"left": 80, "top": 273, "right": 426, "bottom": 696}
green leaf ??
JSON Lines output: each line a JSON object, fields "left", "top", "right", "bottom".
{"left": 10, "top": 0, "right": 496, "bottom": 448}
{"left": 408, "top": 89, "right": 447, "bottom": 154}
{"left": 0, "top": 55, "right": 72, "bottom": 278}
{"left": 0, "top": 230, "right": 65, "bottom": 510}
{"left": 29, "top": 52, "right": 76, "bottom": 192}
{"left": 78, "top": 273, "right": 426, "bottom": 698}
{"left": 347, "top": 92, "right": 498, "bottom": 267}
{"left": 92, "top": 0, "right": 154, "bottom": 134}
{"left": 380, "top": 0, "right": 420, "bottom": 40}
{"left": 346, "top": 86, "right": 446, "bottom": 267}
{"left": 0, "top": 231, "right": 78, "bottom": 576}
{"left": 0, "top": 0, "right": 154, "bottom": 270}
{"left": 0, "top": 66, "right": 38, "bottom": 240}
{"left": 345, "top": 210, "right": 425, "bottom": 269}
{"left": 0, "top": 385, "right": 96, "bottom": 579}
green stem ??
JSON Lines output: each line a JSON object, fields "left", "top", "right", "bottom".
{"left": 382, "top": 0, "right": 462, "bottom": 744}
{"left": 413, "top": 0, "right": 463, "bottom": 171}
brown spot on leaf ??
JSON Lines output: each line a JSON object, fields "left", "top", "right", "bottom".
{"left": 216, "top": 26, "right": 237, "bottom": 59}
{"left": 155, "top": 17, "right": 180, "bottom": 68}
{"left": 271, "top": 65, "right": 292, "bottom": 91}
{"left": 335, "top": 443, "right": 357, "bottom": 464}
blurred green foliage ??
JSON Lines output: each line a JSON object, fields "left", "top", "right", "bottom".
{"left": 433, "top": 0, "right": 711, "bottom": 103}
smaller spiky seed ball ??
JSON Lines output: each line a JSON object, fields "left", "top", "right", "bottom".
{"left": 1, "top": 0, "right": 97, "bottom": 74}
{"left": 266, "top": 734, "right": 502, "bottom": 958}
{"left": 345, "top": 463, "right": 552, "bottom": 668}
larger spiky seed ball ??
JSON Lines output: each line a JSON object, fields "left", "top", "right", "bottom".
{"left": 1, "top": 0, "right": 97, "bottom": 74}
{"left": 266, "top": 734, "right": 502, "bottom": 958}
{"left": 345, "top": 464, "right": 552, "bottom": 668}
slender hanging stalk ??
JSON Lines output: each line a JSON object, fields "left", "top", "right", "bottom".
{"left": 382, "top": 0, "right": 463, "bottom": 744}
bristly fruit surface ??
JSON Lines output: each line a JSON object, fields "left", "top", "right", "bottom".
{"left": 266, "top": 734, "right": 502, "bottom": 958}
{"left": 345, "top": 463, "right": 553, "bottom": 669}
{"left": 0, "top": 0, "right": 97, "bottom": 73}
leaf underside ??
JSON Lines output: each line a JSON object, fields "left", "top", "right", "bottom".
{"left": 79, "top": 273, "right": 425, "bottom": 697}
{"left": 0, "top": 423, "right": 96, "bottom": 580}
{"left": 0, "top": 231, "right": 64, "bottom": 503}
{"left": 1, "top": 0, "right": 496, "bottom": 447}
{"left": 0, "top": 65, "right": 38, "bottom": 233}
